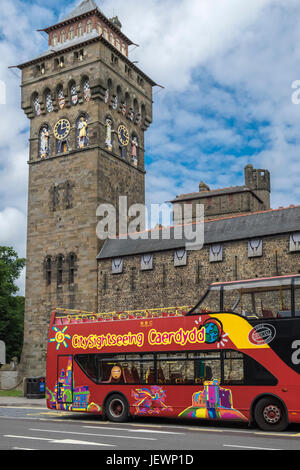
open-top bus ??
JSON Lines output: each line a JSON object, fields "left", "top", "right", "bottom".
{"left": 46, "top": 274, "right": 300, "bottom": 431}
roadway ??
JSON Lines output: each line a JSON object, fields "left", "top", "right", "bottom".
{"left": 0, "top": 405, "right": 300, "bottom": 453}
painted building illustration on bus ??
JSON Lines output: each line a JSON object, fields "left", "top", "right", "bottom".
{"left": 46, "top": 355, "right": 101, "bottom": 413}
{"left": 179, "top": 379, "right": 247, "bottom": 421}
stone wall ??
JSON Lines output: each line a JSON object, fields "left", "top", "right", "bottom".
{"left": 97, "top": 233, "right": 300, "bottom": 313}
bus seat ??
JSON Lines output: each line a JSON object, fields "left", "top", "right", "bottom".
{"left": 170, "top": 373, "right": 181, "bottom": 384}
{"left": 131, "top": 366, "right": 140, "bottom": 383}
{"left": 205, "top": 366, "right": 213, "bottom": 380}
{"left": 123, "top": 367, "right": 134, "bottom": 384}
{"left": 158, "top": 367, "right": 165, "bottom": 383}
{"left": 262, "top": 309, "right": 274, "bottom": 318}
{"left": 146, "top": 368, "right": 154, "bottom": 384}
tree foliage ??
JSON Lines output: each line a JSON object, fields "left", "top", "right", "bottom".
{"left": 0, "top": 247, "right": 26, "bottom": 363}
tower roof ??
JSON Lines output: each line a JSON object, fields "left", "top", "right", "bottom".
{"left": 61, "top": 0, "right": 100, "bottom": 22}
{"left": 38, "top": 0, "right": 134, "bottom": 46}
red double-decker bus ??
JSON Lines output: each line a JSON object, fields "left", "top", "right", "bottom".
{"left": 46, "top": 274, "right": 300, "bottom": 431}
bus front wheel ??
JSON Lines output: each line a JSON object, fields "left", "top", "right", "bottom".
{"left": 254, "top": 397, "right": 288, "bottom": 432}
{"left": 105, "top": 394, "right": 130, "bottom": 423}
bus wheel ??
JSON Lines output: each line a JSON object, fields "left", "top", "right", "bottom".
{"left": 105, "top": 394, "right": 129, "bottom": 423}
{"left": 254, "top": 397, "right": 288, "bottom": 432}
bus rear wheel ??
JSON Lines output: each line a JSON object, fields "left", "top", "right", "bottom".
{"left": 254, "top": 397, "right": 288, "bottom": 432}
{"left": 105, "top": 394, "right": 129, "bottom": 423}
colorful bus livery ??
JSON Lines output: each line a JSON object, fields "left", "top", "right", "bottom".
{"left": 46, "top": 275, "right": 300, "bottom": 431}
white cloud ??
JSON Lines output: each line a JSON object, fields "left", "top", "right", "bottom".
{"left": 1, "top": 0, "right": 300, "bottom": 293}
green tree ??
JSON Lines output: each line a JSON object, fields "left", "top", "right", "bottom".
{"left": 0, "top": 247, "right": 26, "bottom": 363}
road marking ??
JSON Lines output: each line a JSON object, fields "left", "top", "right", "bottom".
{"left": 130, "top": 429, "right": 184, "bottom": 435}
{"left": 4, "top": 435, "right": 115, "bottom": 447}
{"left": 12, "top": 447, "right": 36, "bottom": 451}
{"left": 187, "top": 428, "right": 223, "bottom": 433}
{"left": 51, "top": 439, "right": 114, "bottom": 447}
{"left": 223, "top": 444, "right": 282, "bottom": 450}
{"left": 129, "top": 423, "right": 163, "bottom": 428}
{"left": 254, "top": 431, "right": 300, "bottom": 438}
{"left": 29, "top": 428, "right": 157, "bottom": 441}
{"left": 5, "top": 435, "right": 52, "bottom": 442}
{"left": 27, "top": 412, "right": 69, "bottom": 417}
{"left": 83, "top": 425, "right": 184, "bottom": 435}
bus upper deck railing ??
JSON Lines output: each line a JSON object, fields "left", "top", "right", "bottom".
{"left": 53, "top": 306, "right": 194, "bottom": 325}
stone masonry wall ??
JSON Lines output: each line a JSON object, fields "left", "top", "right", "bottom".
{"left": 97, "top": 233, "right": 300, "bottom": 313}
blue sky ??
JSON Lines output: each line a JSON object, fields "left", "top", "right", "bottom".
{"left": 1, "top": 0, "right": 300, "bottom": 293}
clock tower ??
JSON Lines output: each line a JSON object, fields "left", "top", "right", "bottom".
{"left": 16, "top": 0, "right": 156, "bottom": 377}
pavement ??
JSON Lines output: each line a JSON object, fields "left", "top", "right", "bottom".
{"left": 0, "top": 396, "right": 47, "bottom": 408}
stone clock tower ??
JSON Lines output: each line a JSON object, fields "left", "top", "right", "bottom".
{"left": 15, "top": 0, "right": 156, "bottom": 377}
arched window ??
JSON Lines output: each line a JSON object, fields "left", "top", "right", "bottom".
{"left": 116, "top": 39, "right": 120, "bottom": 51}
{"left": 61, "top": 29, "right": 66, "bottom": 43}
{"left": 116, "top": 85, "right": 122, "bottom": 103}
{"left": 69, "top": 26, "right": 74, "bottom": 40}
{"left": 110, "top": 32, "right": 114, "bottom": 45}
{"left": 141, "top": 104, "right": 146, "bottom": 119}
{"left": 45, "top": 257, "right": 52, "bottom": 286}
{"left": 69, "top": 253, "right": 76, "bottom": 285}
{"left": 83, "top": 78, "right": 91, "bottom": 102}
{"left": 45, "top": 91, "right": 54, "bottom": 113}
{"left": 78, "top": 23, "right": 83, "bottom": 37}
{"left": 57, "top": 255, "right": 64, "bottom": 286}
{"left": 125, "top": 92, "right": 130, "bottom": 108}
{"left": 52, "top": 33, "right": 58, "bottom": 46}
{"left": 33, "top": 93, "right": 41, "bottom": 116}
{"left": 133, "top": 98, "right": 139, "bottom": 115}
{"left": 57, "top": 86, "right": 65, "bottom": 110}
{"left": 121, "top": 43, "right": 127, "bottom": 56}
{"left": 39, "top": 124, "right": 50, "bottom": 159}
{"left": 86, "top": 19, "right": 92, "bottom": 34}
{"left": 70, "top": 81, "right": 78, "bottom": 105}
{"left": 103, "top": 28, "right": 108, "bottom": 40}
{"left": 97, "top": 23, "right": 102, "bottom": 35}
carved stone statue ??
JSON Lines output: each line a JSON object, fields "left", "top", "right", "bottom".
{"left": 78, "top": 116, "right": 88, "bottom": 148}
{"left": 40, "top": 126, "right": 50, "bottom": 158}
{"left": 131, "top": 136, "right": 138, "bottom": 166}
{"left": 105, "top": 118, "right": 113, "bottom": 151}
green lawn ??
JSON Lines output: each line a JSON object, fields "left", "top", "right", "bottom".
{"left": 0, "top": 390, "right": 23, "bottom": 397}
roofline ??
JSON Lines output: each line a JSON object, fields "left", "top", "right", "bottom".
{"left": 13, "top": 34, "right": 159, "bottom": 87}
{"left": 103, "top": 204, "right": 300, "bottom": 241}
{"left": 170, "top": 187, "right": 263, "bottom": 204}
{"left": 38, "top": 8, "right": 134, "bottom": 46}
{"left": 96, "top": 204, "right": 300, "bottom": 259}
{"left": 211, "top": 273, "right": 300, "bottom": 287}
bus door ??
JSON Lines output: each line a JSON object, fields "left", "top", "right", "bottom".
{"left": 57, "top": 355, "right": 73, "bottom": 406}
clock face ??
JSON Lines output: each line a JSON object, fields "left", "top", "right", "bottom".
{"left": 54, "top": 119, "right": 71, "bottom": 141}
{"left": 118, "top": 124, "right": 129, "bottom": 147}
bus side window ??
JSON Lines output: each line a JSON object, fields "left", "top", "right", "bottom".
{"left": 295, "top": 284, "right": 300, "bottom": 316}
{"left": 243, "top": 355, "right": 277, "bottom": 386}
{"left": 223, "top": 351, "right": 244, "bottom": 385}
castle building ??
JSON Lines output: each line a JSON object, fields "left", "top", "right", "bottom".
{"left": 14, "top": 0, "right": 300, "bottom": 378}
{"left": 171, "top": 164, "right": 271, "bottom": 222}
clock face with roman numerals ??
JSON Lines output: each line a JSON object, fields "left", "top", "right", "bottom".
{"left": 54, "top": 119, "right": 71, "bottom": 141}
{"left": 118, "top": 124, "right": 129, "bottom": 147}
